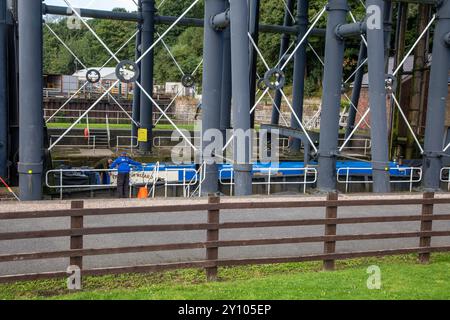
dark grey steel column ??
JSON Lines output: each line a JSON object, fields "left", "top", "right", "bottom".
{"left": 18, "top": 0, "right": 44, "bottom": 200}
{"left": 220, "top": 26, "right": 231, "bottom": 139}
{"left": 345, "top": 42, "right": 367, "bottom": 139}
{"left": 230, "top": 0, "right": 252, "bottom": 196}
{"left": 317, "top": 0, "right": 348, "bottom": 192}
{"left": 201, "top": 0, "right": 225, "bottom": 195}
{"left": 139, "top": 0, "right": 155, "bottom": 153}
{"left": 423, "top": 0, "right": 450, "bottom": 190}
{"left": 383, "top": 0, "right": 393, "bottom": 67}
{"left": 132, "top": 0, "right": 142, "bottom": 145}
{"left": 290, "top": 0, "right": 309, "bottom": 152}
{"left": 271, "top": 0, "right": 294, "bottom": 125}
{"left": 0, "top": 0, "right": 7, "bottom": 178}
{"left": 249, "top": 0, "right": 260, "bottom": 129}
{"left": 366, "top": 0, "right": 390, "bottom": 193}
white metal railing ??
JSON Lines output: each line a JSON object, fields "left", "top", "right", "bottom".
{"left": 115, "top": 136, "right": 139, "bottom": 153}
{"left": 153, "top": 135, "right": 200, "bottom": 148}
{"left": 189, "top": 162, "right": 207, "bottom": 198}
{"left": 143, "top": 162, "right": 160, "bottom": 199}
{"left": 46, "top": 168, "right": 116, "bottom": 200}
{"left": 45, "top": 167, "right": 160, "bottom": 200}
{"left": 162, "top": 168, "right": 199, "bottom": 198}
{"left": 44, "top": 108, "right": 199, "bottom": 126}
{"left": 219, "top": 167, "right": 318, "bottom": 196}
{"left": 338, "top": 138, "right": 372, "bottom": 156}
{"left": 49, "top": 135, "right": 96, "bottom": 150}
{"left": 337, "top": 167, "right": 423, "bottom": 192}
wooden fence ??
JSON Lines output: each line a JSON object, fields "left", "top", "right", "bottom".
{"left": 1, "top": 192, "right": 450, "bottom": 283}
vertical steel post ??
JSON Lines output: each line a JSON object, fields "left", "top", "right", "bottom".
{"left": 18, "top": 0, "right": 44, "bottom": 200}
{"left": 249, "top": 0, "right": 260, "bottom": 129}
{"left": 132, "top": 0, "right": 142, "bottom": 145}
{"left": 317, "top": 0, "right": 348, "bottom": 192}
{"left": 230, "top": 0, "right": 252, "bottom": 196}
{"left": 220, "top": 25, "right": 231, "bottom": 140}
{"left": 201, "top": 0, "right": 225, "bottom": 195}
{"left": 389, "top": 2, "right": 408, "bottom": 158}
{"left": 383, "top": 0, "right": 393, "bottom": 67}
{"left": 0, "top": 0, "right": 7, "bottom": 178}
{"left": 366, "top": 0, "right": 390, "bottom": 193}
{"left": 139, "top": 0, "right": 155, "bottom": 153}
{"left": 423, "top": 0, "right": 450, "bottom": 190}
{"left": 345, "top": 43, "right": 367, "bottom": 139}
{"left": 290, "top": 0, "right": 309, "bottom": 152}
{"left": 271, "top": 0, "right": 294, "bottom": 126}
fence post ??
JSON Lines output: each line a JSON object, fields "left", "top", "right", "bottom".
{"left": 419, "top": 192, "right": 434, "bottom": 264}
{"left": 323, "top": 192, "right": 338, "bottom": 271}
{"left": 206, "top": 194, "right": 220, "bottom": 281}
{"left": 70, "top": 201, "right": 84, "bottom": 270}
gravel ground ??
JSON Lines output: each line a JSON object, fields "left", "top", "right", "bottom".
{"left": 1, "top": 192, "right": 449, "bottom": 213}
{"left": 1, "top": 193, "right": 450, "bottom": 276}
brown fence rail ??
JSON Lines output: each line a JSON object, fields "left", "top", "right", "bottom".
{"left": 1, "top": 192, "right": 450, "bottom": 283}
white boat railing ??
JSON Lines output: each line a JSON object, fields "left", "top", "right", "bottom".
{"left": 219, "top": 167, "right": 318, "bottom": 196}
{"left": 337, "top": 167, "right": 423, "bottom": 192}
{"left": 45, "top": 166, "right": 160, "bottom": 200}
{"left": 162, "top": 168, "right": 199, "bottom": 198}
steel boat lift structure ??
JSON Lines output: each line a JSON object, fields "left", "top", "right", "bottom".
{"left": 0, "top": 0, "right": 449, "bottom": 200}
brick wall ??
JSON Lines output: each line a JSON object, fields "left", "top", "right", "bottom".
{"left": 357, "top": 76, "right": 449, "bottom": 137}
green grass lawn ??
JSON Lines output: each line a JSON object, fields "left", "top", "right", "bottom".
{"left": 1, "top": 254, "right": 450, "bottom": 300}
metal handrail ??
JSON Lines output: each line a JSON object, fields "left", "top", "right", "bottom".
{"left": 145, "top": 162, "right": 160, "bottom": 199}
{"left": 115, "top": 136, "right": 139, "bottom": 153}
{"left": 337, "top": 167, "right": 423, "bottom": 192}
{"left": 162, "top": 168, "right": 199, "bottom": 198}
{"left": 219, "top": 167, "right": 318, "bottom": 195}
{"left": 44, "top": 109, "right": 199, "bottom": 126}
{"left": 49, "top": 135, "right": 97, "bottom": 150}
{"left": 338, "top": 138, "right": 372, "bottom": 156}
{"left": 153, "top": 136, "right": 200, "bottom": 148}
{"left": 46, "top": 168, "right": 117, "bottom": 200}
{"left": 45, "top": 167, "right": 160, "bottom": 200}
{"left": 189, "top": 161, "right": 207, "bottom": 198}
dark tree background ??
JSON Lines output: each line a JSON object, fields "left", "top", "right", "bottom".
{"left": 43, "top": 0, "right": 423, "bottom": 97}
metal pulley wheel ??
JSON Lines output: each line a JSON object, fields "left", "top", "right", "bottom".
{"left": 385, "top": 74, "right": 397, "bottom": 93}
{"left": 115, "top": 60, "right": 140, "bottom": 83}
{"left": 263, "top": 68, "right": 286, "bottom": 90}
{"left": 86, "top": 69, "right": 101, "bottom": 84}
{"left": 181, "top": 74, "right": 195, "bottom": 88}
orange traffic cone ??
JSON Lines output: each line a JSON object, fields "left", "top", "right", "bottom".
{"left": 137, "top": 187, "right": 149, "bottom": 199}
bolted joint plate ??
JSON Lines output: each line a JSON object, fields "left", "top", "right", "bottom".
{"left": 210, "top": 9, "right": 230, "bottom": 31}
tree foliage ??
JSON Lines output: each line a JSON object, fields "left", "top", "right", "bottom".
{"left": 43, "top": 1, "right": 424, "bottom": 96}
